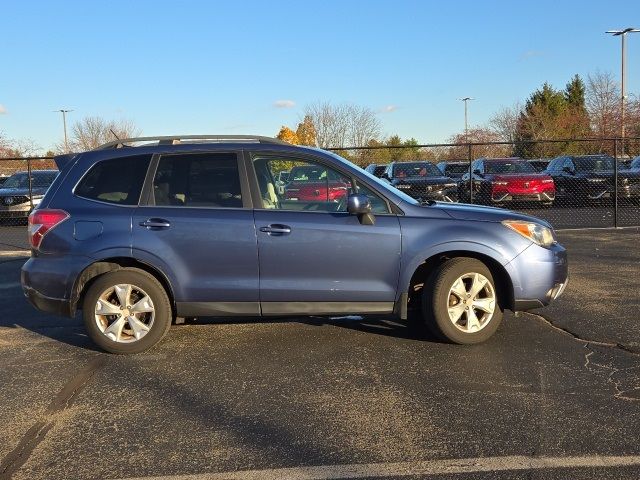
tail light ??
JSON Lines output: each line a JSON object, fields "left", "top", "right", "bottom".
{"left": 28, "top": 209, "right": 69, "bottom": 249}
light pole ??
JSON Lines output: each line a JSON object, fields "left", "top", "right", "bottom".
{"left": 606, "top": 28, "right": 639, "bottom": 155}
{"left": 54, "top": 109, "right": 73, "bottom": 152}
{"left": 459, "top": 97, "right": 474, "bottom": 142}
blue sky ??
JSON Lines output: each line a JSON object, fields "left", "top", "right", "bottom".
{"left": 1, "top": 0, "right": 639, "bottom": 152}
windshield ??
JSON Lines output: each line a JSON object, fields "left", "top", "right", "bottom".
{"left": 392, "top": 162, "right": 442, "bottom": 178}
{"left": 325, "top": 151, "right": 419, "bottom": 205}
{"left": 485, "top": 161, "right": 536, "bottom": 174}
{"left": 2, "top": 171, "right": 57, "bottom": 189}
{"left": 574, "top": 156, "right": 615, "bottom": 172}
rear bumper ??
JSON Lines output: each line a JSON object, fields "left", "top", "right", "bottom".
{"left": 22, "top": 284, "right": 71, "bottom": 317}
{"left": 21, "top": 255, "right": 93, "bottom": 318}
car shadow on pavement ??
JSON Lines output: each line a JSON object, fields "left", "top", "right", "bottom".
{"left": 184, "top": 314, "right": 445, "bottom": 343}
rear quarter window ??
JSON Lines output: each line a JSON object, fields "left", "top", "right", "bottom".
{"left": 75, "top": 155, "right": 152, "bottom": 205}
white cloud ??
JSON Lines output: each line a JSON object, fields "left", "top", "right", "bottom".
{"left": 273, "top": 99, "right": 296, "bottom": 109}
{"left": 380, "top": 105, "right": 399, "bottom": 113}
{"left": 0, "top": 104, "right": 7, "bottom": 114}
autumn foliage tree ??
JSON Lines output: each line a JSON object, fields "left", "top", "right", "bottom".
{"left": 276, "top": 126, "right": 299, "bottom": 144}
{"left": 295, "top": 115, "right": 317, "bottom": 146}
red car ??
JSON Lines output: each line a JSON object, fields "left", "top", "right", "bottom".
{"left": 459, "top": 157, "right": 555, "bottom": 206}
{"left": 284, "top": 165, "right": 350, "bottom": 202}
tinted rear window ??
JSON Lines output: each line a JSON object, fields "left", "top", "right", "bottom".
{"left": 152, "top": 153, "right": 242, "bottom": 208}
{"left": 75, "top": 155, "right": 152, "bottom": 205}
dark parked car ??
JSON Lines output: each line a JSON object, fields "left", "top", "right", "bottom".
{"left": 364, "top": 163, "right": 388, "bottom": 178}
{"left": 459, "top": 158, "right": 555, "bottom": 207}
{"left": 545, "top": 155, "right": 640, "bottom": 204}
{"left": 383, "top": 161, "right": 458, "bottom": 202}
{"left": 436, "top": 161, "right": 469, "bottom": 180}
{"left": 0, "top": 170, "right": 58, "bottom": 219}
{"left": 22, "top": 135, "right": 567, "bottom": 354}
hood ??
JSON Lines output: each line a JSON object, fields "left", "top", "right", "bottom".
{"left": 431, "top": 202, "right": 553, "bottom": 227}
{"left": 393, "top": 176, "right": 456, "bottom": 185}
{"left": 0, "top": 187, "right": 48, "bottom": 196}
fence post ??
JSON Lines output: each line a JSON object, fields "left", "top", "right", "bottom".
{"left": 27, "top": 157, "right": 34, "bottom": 212}
{"left": 468, "top": 143, "right": 473, "bottom": 204}
{"left": 613, "top": 139, "right": 618, "bottom": 229}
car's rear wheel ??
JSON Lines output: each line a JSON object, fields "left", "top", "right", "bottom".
{"left": 422, "top": 258, "right": 503, "bottom": 344}
{"left": 83, "top": 268, "right": 172, "bottom": 354}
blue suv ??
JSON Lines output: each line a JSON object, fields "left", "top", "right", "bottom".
{"left": 21, "top": 135, "right": 568, "bottom": 354}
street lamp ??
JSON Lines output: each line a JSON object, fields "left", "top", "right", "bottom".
{"left": 606, "top": 28, "right": 639, "bottom": 154}
{"left": 459, "top": 97, "right": 474, "bottom": 142}
{"left": 54, "top": 109, "right": 73, "bottom": 152}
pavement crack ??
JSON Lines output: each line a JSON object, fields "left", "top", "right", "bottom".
{"left": 524, "top": 312, "right": 640, "bottom": 356}
{"left": 0, "top": 356, "right": 105, "bottom": 480}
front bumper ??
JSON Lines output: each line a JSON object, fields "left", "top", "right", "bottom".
{"left": 0, "top": 204, "right": 31, "bottom": 218}
{"left": 491, "top": 191, "right": 555, "bottom": 203}
{"left": 508, "top": 242, "right": 568, "bottom": 310}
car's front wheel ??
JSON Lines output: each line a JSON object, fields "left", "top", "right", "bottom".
{"left": 83, "top": 268, "right": 172, "bottom": 354}
{"left": 422, "top": 258, "right": 503, "bottom": 344}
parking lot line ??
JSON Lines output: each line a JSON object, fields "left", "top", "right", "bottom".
{"left": 117, "top": 454, "right": 640, "bottom": 480}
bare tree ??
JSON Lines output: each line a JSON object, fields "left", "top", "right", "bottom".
{"left": 303, "top": 102, "right": 381, "bottom": 148}
{"left": 347, "top": 104, "right": 382, "bottom": 148}
{"left": 446, "top": 128, "right": 512, "bottom": 159}
{"left": 66, "top": 116, "right": 141, "bottom": 152}
{"left": 0, "top": 132, "right": 41, "bottom": 158}
{"left": 586, "top": 71, "right": 620, "bottom": 139}
{"left": 489, "top": 103, "right": 522, "bottom": 143}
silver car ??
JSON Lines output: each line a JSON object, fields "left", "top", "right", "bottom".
{"left": 0, "top": 170, "right": 58, "bottom": 219}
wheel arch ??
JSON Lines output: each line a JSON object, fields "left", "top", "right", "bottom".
{"left": 405, "top": 249, "right": 515, "bottom": 314}
{"left": 70, "top": 257, "right": 175, "bottom": 317}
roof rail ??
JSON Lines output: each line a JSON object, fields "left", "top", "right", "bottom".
{"left": 95, "top": 135, "right": 289, "bottom": 150}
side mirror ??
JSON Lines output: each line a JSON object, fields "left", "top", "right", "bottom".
{"left": 347, "top": 193, "right": 372, "bottom": 215}
{"left": 562, "top": 166, "right": 575, "bottom": 175}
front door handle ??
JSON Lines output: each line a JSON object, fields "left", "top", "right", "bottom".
{"left": 139, "top": 218, "right": 171, "bottom": 229}
{"left": 259, "top": 224, "right": 291, "bottom": 235}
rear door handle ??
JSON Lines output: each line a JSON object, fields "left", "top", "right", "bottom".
{"left": 259, "top": 224, "right": 291, "bottom": 235}
{"left": 139, "top": 218, "right": 171, "bottom": 229}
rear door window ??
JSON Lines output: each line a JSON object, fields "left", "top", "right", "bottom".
{"left": 152, "top": 153, "right": 243, "bottom": 208}
{"left": 75, "top": 155, "right": 152, "bottom": 205}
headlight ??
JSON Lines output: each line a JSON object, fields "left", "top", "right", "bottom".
{"left": 443, "top": 183, "right": 457, "bottom": 188}
{"left": 396, "top": 184, "right": 411, "bottom": 189}
{"left": 492, "top": 181, "right": 508, "bottom": 186}
{"left": 502, "top": 220, "right": 556, "bottom": 248}
{"left": 587, "top": 178, "right": 606, "bottom": 183}
{"left": 541, "top": 179, "right": 554, "bottom": 184}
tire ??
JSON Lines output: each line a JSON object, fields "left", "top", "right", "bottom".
{"left": 422, "top": 258, "right": 503, "bottom": 344}
{"left": 83, "top": 268, "right": 173, "bottom": 354}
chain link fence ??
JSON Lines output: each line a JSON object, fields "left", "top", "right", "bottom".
{"left": 0, "top": 157, "right": 58, "bottom": 251}
{"left": 0, "top": 138, "right": 638, "bottom": 252}
{"left": 331, "top": 137, "right": 640, "bottom": 230}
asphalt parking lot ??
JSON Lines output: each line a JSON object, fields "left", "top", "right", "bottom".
{"left": 0, "top": 228, "right": 639, "bottom": 479}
